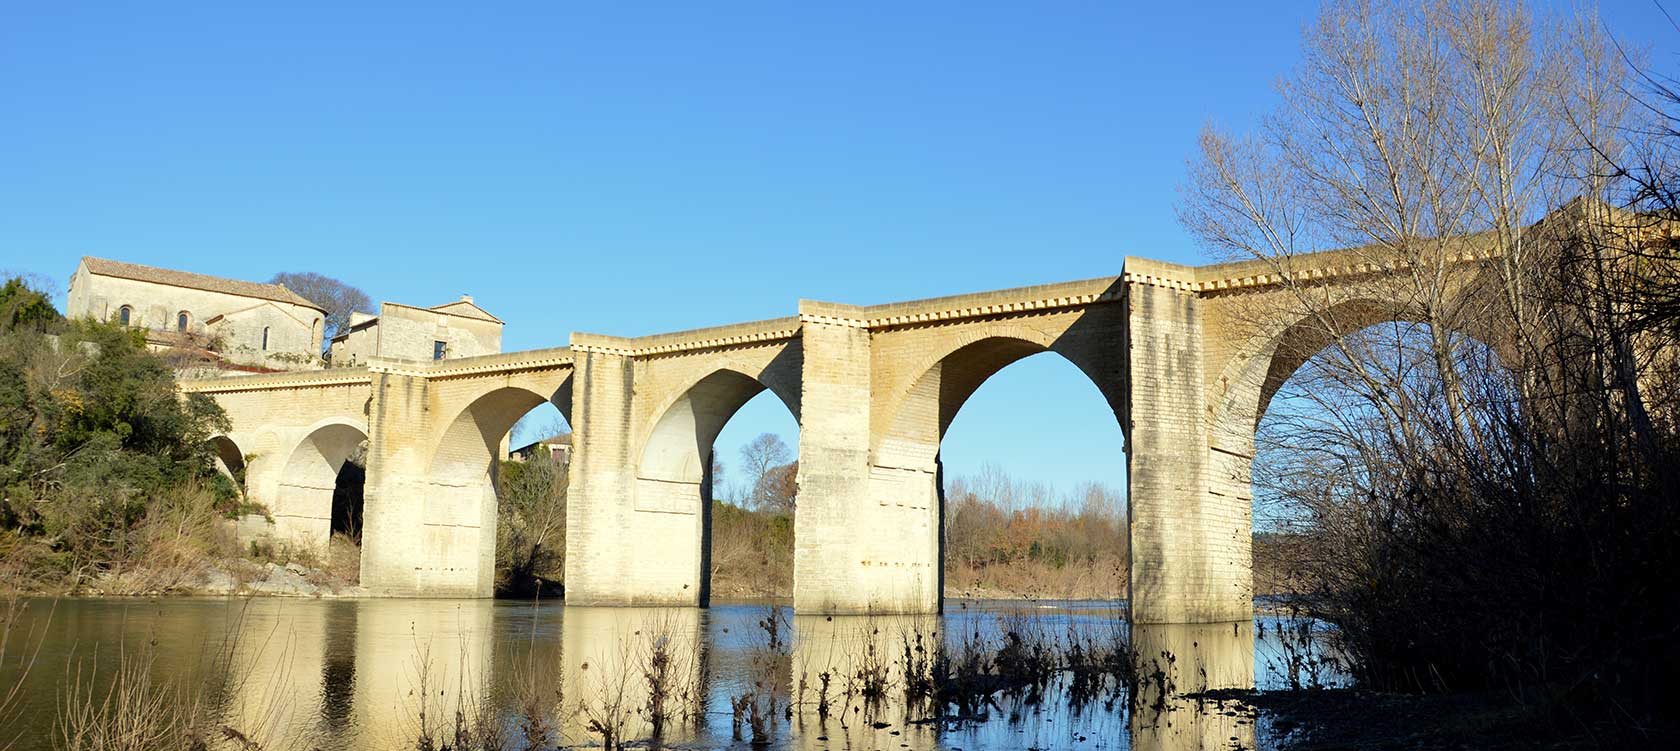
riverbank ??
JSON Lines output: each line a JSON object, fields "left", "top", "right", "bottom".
{"left": 1, "top": 532, "right": 365, "bottom": 599}
{"left": 78, "top": 558, "right": 367, "bottom": 598}
{"left": 1206, "top": 687, "right": 1678, "bottom": 749}
{"left": 17, "top": 564, "right": 1295, "bottom": 608}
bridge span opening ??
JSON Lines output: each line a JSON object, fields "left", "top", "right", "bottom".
{"left": 1245, "top": 318, "right": 1513, "bottom": 593}
{"left": 937, "top": 350, "right": 1129, "bottom": 603}
{"left": 635, "top": 367, "right": 801, "bottom": 606}
{"left": 709, "top": 387, "right": 801, "bottom": 601}
{"left": 270, "top": 421, "right": 368, "bottom": 556}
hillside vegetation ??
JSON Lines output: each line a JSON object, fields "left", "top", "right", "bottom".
{"left": 0, "top": 277, "right": 243, "bottom": 593}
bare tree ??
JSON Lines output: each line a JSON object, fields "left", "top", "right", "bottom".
{"left": 1178, "top": 0, "right": 1636, "bottom": 476}
{"left": 738, "top": 433, "right": 791, "bottom": 512}
{"left": 1180, "top": 1, "right": 1680, "bottom": 722}
{"left": 709, "top": 453, "right": 728, "bottom": 502}
{"left": 269, "top": 271, "right": 371, "bottom": 350}
{"left": 756, "top": 461, "right": 797, "bottom": 514}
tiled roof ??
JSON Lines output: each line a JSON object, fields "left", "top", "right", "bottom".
{"left": 81, "top": 257, "right": 324, "bottom": 311}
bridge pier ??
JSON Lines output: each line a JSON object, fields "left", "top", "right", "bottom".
{"left": 794, "top": 305, "right": 942, "bottom": 614}
{"left": 359, "top": 366, "right": 434, "bottom": 596}
{"left": 563, "top": 344, "right": 710, "bottom": 607}
{"left": 1125, "top": 275, "right": 1251, "bottom": 623}
{"left": 359, "top": 363, "right": 499, "bottom": 597}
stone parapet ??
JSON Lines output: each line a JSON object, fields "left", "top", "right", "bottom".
{"left": 401, "top": 346, "right": 573, "bottom": 379}
{"left": 180, "top": 367, "right": 372, "bottom": 394}
{"left": 572, "top": 317, "right": 800, "bottom": 358}
{"left": 1192, "top": 241, "right": 1498, "bottom": 293}
{"left": 800, "top": 276, "right": 1123, "bottom": 330}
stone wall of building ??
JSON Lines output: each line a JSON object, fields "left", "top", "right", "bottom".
{"left": 376, "top": 301, "right": 502, "bottom": 360}
{"left": 206, "top": 302, "right": 326, "bottom": 369}
{"left": 329, "top": 299, "right": 503, "bottom": 366}
{"left": 328, "top": 313, "right": 380, "bottom": 365}
{"left": 66, "top": 260, "right": 324, "bottom": 369}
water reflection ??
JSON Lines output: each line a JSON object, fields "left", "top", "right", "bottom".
{"left": 559, "top": 606, "right": 706, "bottom": 744}
{"left": 787, "top": 613, "right": 942, "bottom": 751}
{"left": 353, "top": 599, "right": 496, "bottom": 748}
{"left": 319, "top": 601, "right": 356, "bottom": 735}
{"left": 1131, "top": 621, "right": 1257, "bottom": 751}
{"left": 0, "top": 599, "right": 1289, "bottom": 750}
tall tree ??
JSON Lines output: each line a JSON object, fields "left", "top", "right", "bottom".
{"left": 709, "top": 453, "right": 727, "bottom": 501}
{"left": 269, "top": 272, "right": 371, "bottom": 350}
{"left": 757, "top": 461, "right": 798, "bottom": 514}
{"left": 738, "top": 433, "right": 791, "bottom": 511}
{"left": 0, "top": 276, "right": 62, "bottom": 332}
{"left": 1179, "top": 1, "right": 1680, "bottom": 726}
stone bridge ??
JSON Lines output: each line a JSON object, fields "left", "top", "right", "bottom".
{"left": 183, "top": 249, "right": 1497, "bottom": 622}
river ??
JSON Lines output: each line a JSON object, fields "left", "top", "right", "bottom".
{"left": 0, "top": 597, "right": 1339, "bottom": 750}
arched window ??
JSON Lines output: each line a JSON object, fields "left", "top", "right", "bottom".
{"left": 176, "top": 311, "right": 190, "bottom": 333}
{"left": 117, "top": 306, "right": 132, "bottom": 326}
{"left": 262, "top": 327, "right": 270, "bottom": 351}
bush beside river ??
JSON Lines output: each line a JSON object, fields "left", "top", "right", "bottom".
{"left": 0, "top": 278, "right": 260, "bottom": 595}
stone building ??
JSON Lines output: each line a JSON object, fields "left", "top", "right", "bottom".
{"left": 509, "top": 433, "right": 571, "bottom": 464}
{"left": 65, "top": 256, "right": 326, "bottom": 370}
{"left": 329, "top": 295, "right": 503, "bottom": 365}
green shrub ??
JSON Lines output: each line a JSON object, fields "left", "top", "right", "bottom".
{"left": 494, "top": 457, "right": 566, "bottom": 596}
{"left": 0, "top": 277, "right": 235, "bottom": 588}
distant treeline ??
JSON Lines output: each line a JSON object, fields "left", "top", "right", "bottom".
{"left": 945, "top": 466, "right": 1125, "bottom": 567}
{"left": 703, "top": 462, "right": 1132, "bottom": 601}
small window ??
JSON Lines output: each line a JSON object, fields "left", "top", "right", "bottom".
{"left": 176, "top": 311, "right": 190, "bottom": 333}
{"left": 262, "top": 327, "right": 270, "bottom": 351}
{"left": 433, "top": 340, "right": 448, "bottom": 361}
{"left": 118, "top": 306, "right": 132, "bottom": 326}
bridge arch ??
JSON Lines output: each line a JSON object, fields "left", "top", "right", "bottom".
{"left": 1203, "top": 291, "right": 1516, "bottom": 583}
{"left": 1208, "top": 293, "right": 1510, "bottom": 452}
{"left": 208, "top": 434, "right": 246, "bottom": 480}
{"left": 426, "top": 374, "right": 575, "bottom": 483}
{"left": 874, "top": 330, "right": 1126, "bottom": 471}
{"left": 273, "top": 417, "right": 370, "bottom": 547}
{"left": 633, "top": 367, "right": 800, "bottom": 605}
{"left": 418, "top": 376, "right": 575, "bottom": 596}
{"left": 1203, "top": 297, "right": 1432, "bottom": 539}
{"left": 1220, "top": 297, "right": 1421, "bottom": 435}
{"left": 859, "top": 328, "right": 1129, "bottom": 608}
{"left": 428, "top": 386, "right": 561, "bottom": 481}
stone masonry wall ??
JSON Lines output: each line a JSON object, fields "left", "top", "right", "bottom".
{"left": 185, "top": 250, "right": 1509, "bottom": 620}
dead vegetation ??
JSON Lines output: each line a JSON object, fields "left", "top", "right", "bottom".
{"left": 1180, "top": 0, "right": 1680, "bottom": 740}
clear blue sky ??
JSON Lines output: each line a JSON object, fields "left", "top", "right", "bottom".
{"left": 4, "top": 2, "right": 1674, "bottom": 505}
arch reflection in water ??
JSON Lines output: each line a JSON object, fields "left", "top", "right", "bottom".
{"left": 216, "top": 599, "right": 342, "bottom": 746}
{"left": 351, "top": 600, "right": 497, "bottom": 747}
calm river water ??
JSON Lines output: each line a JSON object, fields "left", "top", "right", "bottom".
{"left": 0, "top": 597, "right": 1334, "bottom": 750}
